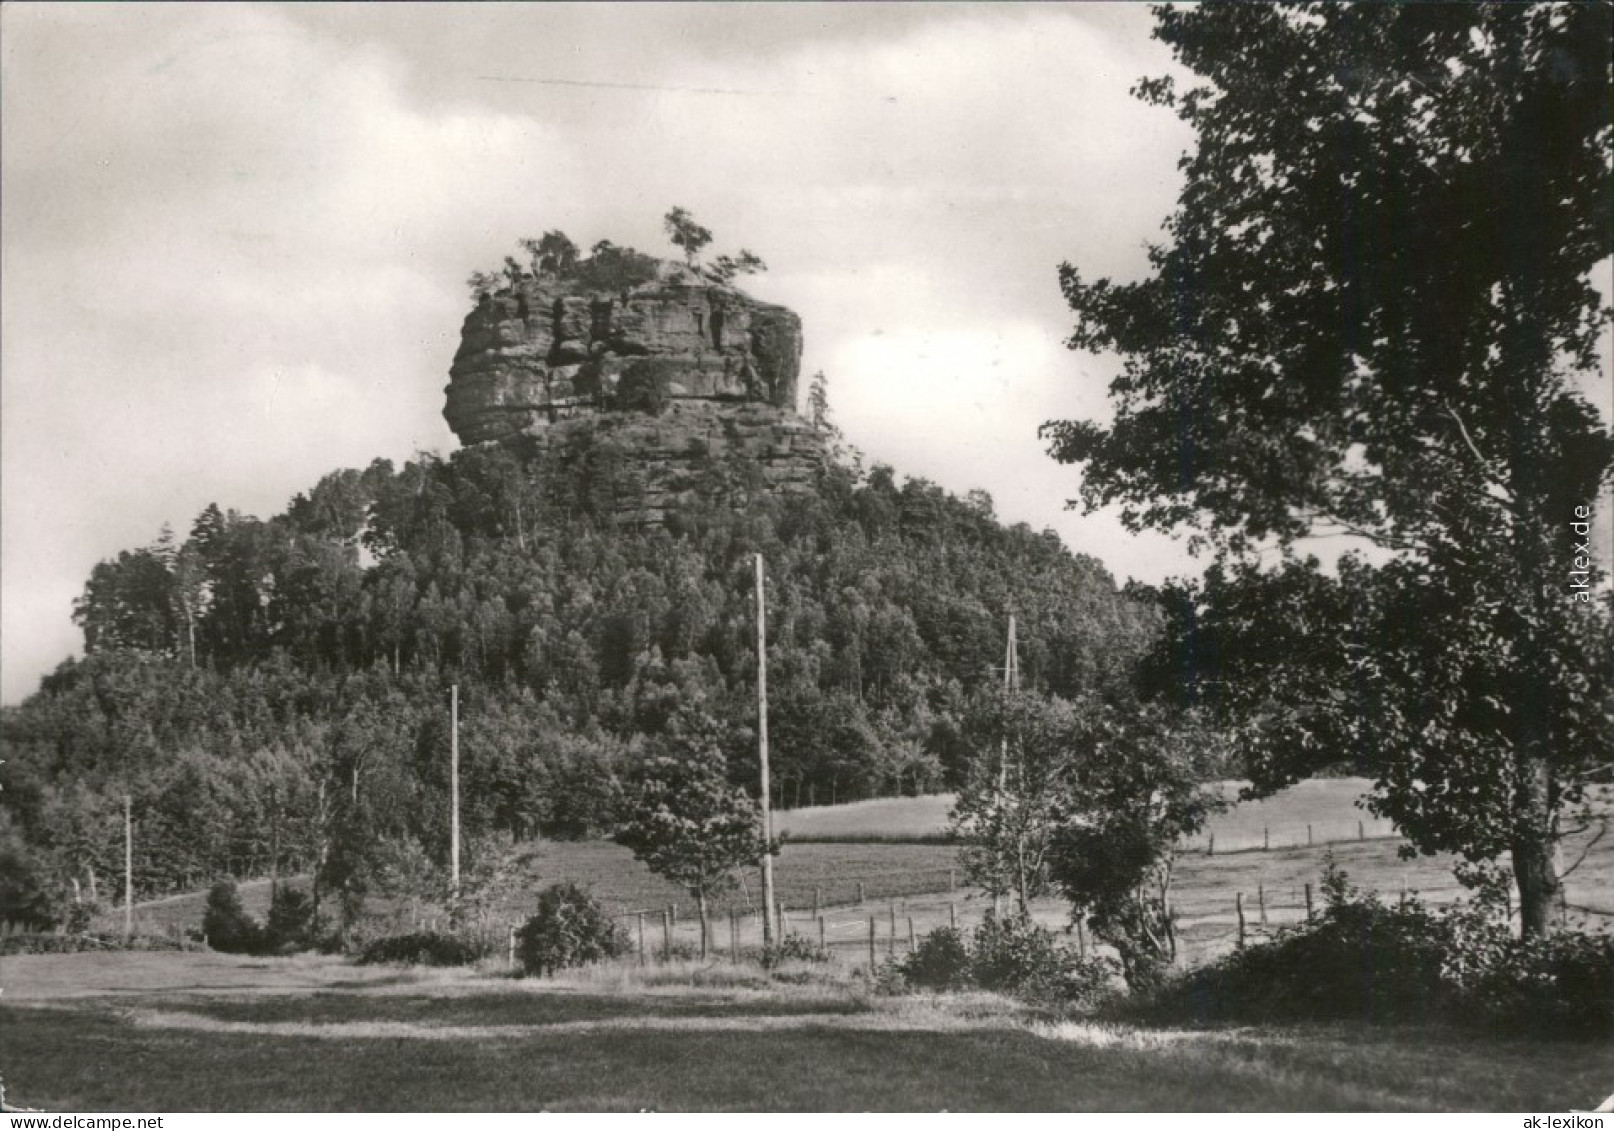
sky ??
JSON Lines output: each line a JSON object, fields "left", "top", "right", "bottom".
{"left": 1, "top": 4, "right": 1607, "bottom": 706}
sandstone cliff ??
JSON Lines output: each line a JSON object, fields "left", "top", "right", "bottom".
{"left": 442, "top": 254, "right": 828, "bottom": 524}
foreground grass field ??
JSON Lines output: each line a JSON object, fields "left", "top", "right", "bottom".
{"left": 2, "top": 951, "right": 1610, "bottom": 1112}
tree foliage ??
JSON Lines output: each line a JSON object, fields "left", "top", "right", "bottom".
{"left": 612, "top": 709, "right": 765, "bottom": 956}
{"left": 1042, "top": 1, "right": 1614, "bottom": 936}
{"left": 663, "top": 206, "right": 713, "bottom": 264}
{"left": 4, "top": 407, "right": 1155, "bottom": 920}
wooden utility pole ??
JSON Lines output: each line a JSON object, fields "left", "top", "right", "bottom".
{"left": 450, "top": 684, "right": 461, "bottom": 904}
{"left": 998, "top": 613, "right": 1019, "bottom": 788}
{"left": 756, "top": 554, "right": 776, "bottom": 946}
{"left": 123, "top": 794, "right": 133, "bottom": 939}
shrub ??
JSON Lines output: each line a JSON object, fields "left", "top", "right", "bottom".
{"left": 898, "top": 927, "right": 972, "bottom": 991}
{"left": 971, "top": 914, "right": 1067, "bottom": 996}
{"left": 516, "top": 882, "right": 631, "bottom": 977}
{"left": 970, "top": 915, "right": 1117, "bottom": 1004}
{"left": 1144, "top": 860, "right": 1613, "bottom": 1038}
{"left": 356, "top": 930, "right": 489, "bottom": 967}
{"left": 201, "top": 879, "right": 261, "bottom": 954}
{"left": 758, "top": 932, "right": 828, "bottom": 970}
{"left": 1461, "top": 929, "right": 1614, "bottom": 1038}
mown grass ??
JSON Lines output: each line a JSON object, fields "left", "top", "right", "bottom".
{"left": 775, "top": 778, "right": 1403, "bottom": 847}
{"left": 2, "top": 951, "right": 1609, "bottom": 1112}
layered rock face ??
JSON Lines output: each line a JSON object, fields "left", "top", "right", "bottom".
{"left": 443, "top": 256, "right": 827, "bottom": 524}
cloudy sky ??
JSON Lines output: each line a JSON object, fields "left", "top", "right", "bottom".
{"left": 2, "top": 2, "right": 1206, "bottom": 704}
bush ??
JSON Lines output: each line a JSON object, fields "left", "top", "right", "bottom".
{"left": 1144, "top": 860, "right": 1614, "bottom": 1038}
{"left": 971, "top": 915, "right": 1068, "bottom": 997}
{"left": 1461, "top": 929, "right": 1614, "bottom": 1038}
{"left": 356, "top": 930, "right": 490, "bottom": 967}
{"left": 898, "top": 927, "right": 972, "bottom": 991}
{"left": 516, "top": 882, "right": 631, "bottom": 977}
{"left": 201, "top": 879, "right": 261, "bottom": 954}
{"left": 879, "top": 918, "right": 1115, "bottom": 1003}
{"left": 758, "top": 932, "right": 828, "bottom": 970}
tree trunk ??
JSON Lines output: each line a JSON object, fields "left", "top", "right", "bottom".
{"left": 1512, "top": 750, "right": 1560, "bottom": 937}
{"left": 696, "top": 889, "right": 709, "bottom": 960}
{"left": 1014, "top": 838, "right": 1031, "bottom": 919}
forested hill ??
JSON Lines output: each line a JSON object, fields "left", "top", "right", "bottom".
{"left": 2, "top": 432, "right": 1156, "bottom": 907}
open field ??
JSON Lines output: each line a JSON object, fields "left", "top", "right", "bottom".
{"left": 2, "top": 950, "right": 1610, "bottom": 1112}
{"left": 775, "top": 777, "right": 1403, "bottom": 847}
{"left": 103, "top": 779, "right": 1614, "bottom": 967}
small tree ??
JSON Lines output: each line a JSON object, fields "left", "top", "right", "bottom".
{"left": 522, "top": 230, "right": 580, "bottom": 278}
{"left": 950, "top": 690, "right": 1084, "bottom": 918}
{"left": 202, "top": 878, "right": 261, "bottom": 953}
{"left": 613, "top": 713, "right": 765, "bottom": 957}
{"left": 663, "top": 206, "right": 713, "bottom": 265}
{"left": 1046, "top": 706, "right": 1224, "bottom": 990}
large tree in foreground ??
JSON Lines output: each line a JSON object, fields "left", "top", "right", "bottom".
{"left": 1043, "top": 3, "right": 1613, "bottom": 936}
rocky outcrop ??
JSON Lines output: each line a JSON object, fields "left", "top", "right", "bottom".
{"left": 444, "top": 259, "right": 803, "bottom": 444}
{"left": 442, "top": 255, "right": 827, "bottom": 525}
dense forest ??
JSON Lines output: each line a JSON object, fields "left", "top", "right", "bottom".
{"left": 1, "top": 435, "right": 1158, "bottom": 916}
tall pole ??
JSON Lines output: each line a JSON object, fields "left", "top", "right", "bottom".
{"left": 756, "top": 554, "right": 776, "bottom": 946}
{"left": 450, "top": 683, "right": 461, "bottom": 905}
{"left": 999, "top": 612, "right": 1017, "bottom": 788}
{"left": 123, "top": 794, "right": 133, "bottom": 939}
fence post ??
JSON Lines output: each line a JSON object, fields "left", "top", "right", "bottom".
{"left": 508, "top": 922, "right": 517, "bottom": 969}
{"left": 637, "top": 912, "right": 646, "bottom": 966}
{"left": 818, "top": 915, "right": 826, "bottom": 953}
{"left": 1263, "top": 826, "right": 1270, "bottom": 852}
{"left": 907, "top": 917, "right": 916, "bottom": 952}
{"left": 1304, "top": 883, "right": 1314, "bottom": 922}
{"left": 1258, "top": 882, "right": 1267, "bottom": 927}
{"left": 857, "top": 881, "right": 865, "bottom": 904}
{"left": 1358, "top": 819, "right": 1365, "bottom": 841}
{"left": 868, "top": 916, "right": 877, "bottom": 969}
{"left": 813, "top": 887, "right": 821, "bottom": 919}
{"left": 948, "top": 902, "right": 957, "bottom": 931}
{"left": 1307, "top": 824, "right": 1313, "bottom": 847}
{"left": 661, "top": 909, "right": 671, "bottom": 962}
{"left": 778, "top": 901, "right": 786, "bottom": 938}
{"left": 1236, "top": 892, "right": 1246, "bottom": 948}
{"left": 1207, "top": 834, "right": 1215, "bottom": 857}
{"left": 1076, "top": 917, "right": 1086, "bottom": 958}
{"left": 888, "top": 902, "right": 896, "bottom": 942}
{"left": 668, "top": 903, "right": 677, "bottom": 928}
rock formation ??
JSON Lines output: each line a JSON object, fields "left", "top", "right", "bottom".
{"left": 443, "top": 253, "right": 828, "bottom": 525}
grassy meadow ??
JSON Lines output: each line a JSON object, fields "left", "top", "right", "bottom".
{"left": 3, "top": 951, "right": 1610, "bottom": 1112}
{"left": 12, "top": 777, "right": 1613, "bottom": 1112}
